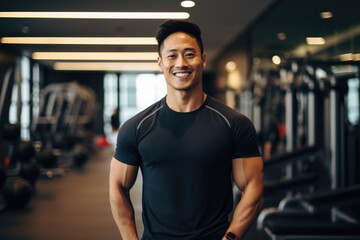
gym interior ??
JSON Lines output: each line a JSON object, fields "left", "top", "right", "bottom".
{"left": 0, "top": 0, "right": 360, "bottom": 239}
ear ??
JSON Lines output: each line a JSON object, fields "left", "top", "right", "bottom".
{"left": 157, "top": 56, "right": 163, "bottom": 72}
{"left": 201, "top": 52, "right": 207, "bottom": 68}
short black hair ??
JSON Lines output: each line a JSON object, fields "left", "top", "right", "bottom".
{"left": 156, "top": 19, "right": 204, "bottom": 55}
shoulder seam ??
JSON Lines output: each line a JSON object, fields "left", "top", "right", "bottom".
{"left": 136, "top": 105, "right": 164, "bottom": 130}
{"left": 205, "top": 105, "right": 231, "bottom": 128}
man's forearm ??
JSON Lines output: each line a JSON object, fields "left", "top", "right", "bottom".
{"left": 225, "top": 194, "right": 263, "bottom": 239}
{"left": 110, "top": 188, "right": 139, "bottom": 240}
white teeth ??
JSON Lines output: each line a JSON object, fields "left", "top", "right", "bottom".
{"left": 174, "top": 72, "right": 190, "bottom": 77}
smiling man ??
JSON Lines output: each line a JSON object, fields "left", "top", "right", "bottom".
{"left": 109, "top": 19, "right": 264, "bottom": 240}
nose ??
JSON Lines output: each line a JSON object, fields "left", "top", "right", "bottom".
{"left": 175, "top": 55, "right": 188, "bottom": 68}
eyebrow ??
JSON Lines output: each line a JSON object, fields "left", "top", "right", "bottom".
{"left": 166, "top": 47, "right": 197, "bottom": 53}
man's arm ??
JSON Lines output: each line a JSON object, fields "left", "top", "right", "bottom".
{"left": 109, "top": 157, "right": 140, "bottom": 240}
{"left": 223, "top": 156, "right": 264, "bottom": 240}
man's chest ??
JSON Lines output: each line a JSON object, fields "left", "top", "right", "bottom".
{"left": 138, "top": 119, "right": 233, "bottom": 168}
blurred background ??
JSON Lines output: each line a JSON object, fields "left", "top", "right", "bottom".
{"left": 0, "top": 0, "right": 359, "bottom": 239}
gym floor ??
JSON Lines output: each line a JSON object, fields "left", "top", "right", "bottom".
{"left": 0, "top": 146, "right": 144, "bottom": 240}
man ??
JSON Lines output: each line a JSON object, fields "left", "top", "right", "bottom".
{"left": 109, "top": 19, "right": 263, "bottom": 240}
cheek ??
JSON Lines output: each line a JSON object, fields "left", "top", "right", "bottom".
{"left": 161, "top": 62, "right": 172, "bottom": 71}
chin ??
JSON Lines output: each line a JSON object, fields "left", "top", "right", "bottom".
{"left": 174, "top": 83, "right": 200, "bottom": 91}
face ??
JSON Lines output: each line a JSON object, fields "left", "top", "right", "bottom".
{"left": 157, "top": 32, "right": 206, "bottom": 92}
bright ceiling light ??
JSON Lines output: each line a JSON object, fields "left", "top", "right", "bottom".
{"left": 225, "top": 61, "right": 237, "bottom": 72}
{"left": 0, "top": 11, "right": 190, "bottom": 19}
{"left": 181, "top": 1, "right": 196, "bottom": 8}
{"left": 306, "top": 37, "right": 325, "bottom": 45}
{"left": 338, "top": 53, "right": 360, "bottom": 61}
{"left": 53, "top": 62, "right": 159, "bottom": 71}
{"left": 32, "top": 52, "right": 158, "bottom": 60}
{"left": 272, "top": 55, "right": 281, "bottom": 65}
{"left": 320, "top": 11, "right": 333, "bottom": 19}
{"left": 1, "top": 37, "right": 157, "bottom": 45}
{"left": 339, "top": 53, "right": 354, "bottom": 61}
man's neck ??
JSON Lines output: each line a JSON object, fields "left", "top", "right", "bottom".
{"left": 166, "top": 91, "right": 207, "bottom": 112}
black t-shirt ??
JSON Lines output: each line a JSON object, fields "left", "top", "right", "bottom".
{"left": 114, "top": 95, "right": 260, "bottom": 240}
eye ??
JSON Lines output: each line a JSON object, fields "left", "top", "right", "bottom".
{"left": 167, "top": 54, "right": 177, "bottom": 60}
{"left": 185, "top": 52, "right": 195, "bottom": 59}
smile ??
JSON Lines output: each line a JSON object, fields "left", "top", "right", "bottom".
{"left": 173, "top": 72, "right": 192, "bottom": 77}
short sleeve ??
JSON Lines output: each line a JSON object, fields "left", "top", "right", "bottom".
{"left": 114, "top": 120, "right": 141, "bottom": 166}
{"left": 231, "top": 115, "right": 261, "bottom": 159}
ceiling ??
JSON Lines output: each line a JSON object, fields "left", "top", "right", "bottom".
{"left": 0, "top": 0, "right": 359, "bottom": 72}
{"left": 251, "top": 0, "right": 360, "bottom": 65}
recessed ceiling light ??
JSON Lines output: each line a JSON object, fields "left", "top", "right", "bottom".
{"left": 1, "top": 37, "right": 157, "bottom": 45}
{"left": 53, "top": 62, "right": 159, "bottom": 71}
{"left": 22, "top": 26, "right": 30, "bottom": 34}
{"left": 0, "top": 11, "right": 190, "bottom": 19}
{"left": 181, "top": 1, "right": 195, "bottom": 8}
{"left": 32, "top": 52, "right": 158, "bottom": 60}
{"left": 320, "top": 11, "right": 333, "bottom": 19}
{"left": 277, "top": 32, "right": 286, "bottom": 40}
{"left": 225, "top": 61, "right": 237, "bottom": 72}
{"left": 253, "top": 57, "right": 261, "bottom": 65}
{"left": 306, "top": 37, "right": 325, "bottom": 45}
{"left": 272, "top": 55, "right": 281, "bottom": 65}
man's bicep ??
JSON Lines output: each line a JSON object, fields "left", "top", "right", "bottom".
{"left": 110, "top": 157, "right": 139, "bottom": 190}
{"left": 232, "top": 156, "right": 263, "bottom": 192}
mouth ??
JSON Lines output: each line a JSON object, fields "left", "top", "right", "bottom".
{"left": 173, "top": 71, "right": 192, "bottom": 78}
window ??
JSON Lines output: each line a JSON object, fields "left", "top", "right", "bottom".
{"left": 32, "top": 63, "right": 41, "bottom": 121}
{"left": 8, "top": 56, "right": 31, "bottom": 140}
{"left": 103, "top": 72, "right": 166, "bottom": 136}
{"left": 103, "top": 73, "right": 119, "bottom": 135}
{"left": 347, "top": 78, "right": 359, "bottom": 125}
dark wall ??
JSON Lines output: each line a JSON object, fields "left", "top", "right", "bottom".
{"left": 0, "top": 50, "right": 17, "bottom": 130}
{"left": 202, "top": 71, "right": 217, "bottom": 97}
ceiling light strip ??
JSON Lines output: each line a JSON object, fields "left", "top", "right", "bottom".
{"left": 1, "top": 37, "right": 157, "bottom": 45}
{"left": 306, "top": 37, "right": 325, "bottom": 45}
{"left": 0, "top": 11, "right": 190, "bottom": 19}
{"left": 33, "top": 52, "right": 158, "bottom": 60}
{"left": 54, "top": 62, "right": 159, "bottom": 71}
{"left": 339, "top": 53, "right": 360, "bottom": 61}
